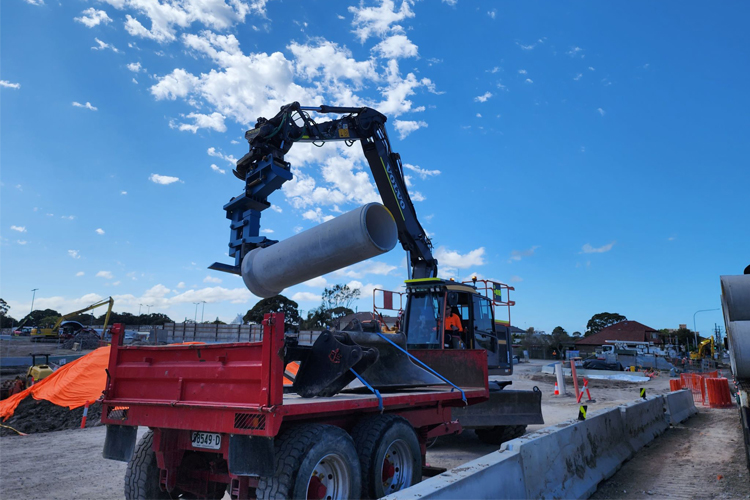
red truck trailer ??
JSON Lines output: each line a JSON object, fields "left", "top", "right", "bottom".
{"left": 101, "top": 314, "right": 489, "bottom": 499}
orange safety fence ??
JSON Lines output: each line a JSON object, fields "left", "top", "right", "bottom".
{"left": 678, "top": 371, "right": 720, "bottom": 406}
{"left": 705, "top": 378, "right": 734, "bottom": 408}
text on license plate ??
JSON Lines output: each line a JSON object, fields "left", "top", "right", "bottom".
{"left": 191, "top": 432, "right": 222, "bottom": 450}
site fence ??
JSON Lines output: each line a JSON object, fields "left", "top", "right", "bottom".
{"left": 678, "top": 371, "right": 719, "bottom": 406}
{"left": 151, "top": 323, "right": 323, "bottom": 346}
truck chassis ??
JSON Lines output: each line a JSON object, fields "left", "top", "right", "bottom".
{"left": 101, "top": 314, "right": 489, "bottom": 499}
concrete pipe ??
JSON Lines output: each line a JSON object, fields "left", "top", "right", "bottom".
{"left": 242, "top": 203, "right": 398, "bottom": 298}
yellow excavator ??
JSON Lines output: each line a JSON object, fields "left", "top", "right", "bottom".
{"left": 30, "top": 297, "right": 114, "bottom": 342}
{"left": 690, "top": 337, "right": 715, "bottom": 360}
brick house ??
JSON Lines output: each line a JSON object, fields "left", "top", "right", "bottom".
{"left": 575, "top": 320, "right": 661, "bottom": 355}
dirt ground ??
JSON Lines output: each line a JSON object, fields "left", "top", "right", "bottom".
{"left": 592, "top": 408, "right": 750, "bottom": 500}
{"left": 0, "top": 360, "right": 740, "bottom": 499}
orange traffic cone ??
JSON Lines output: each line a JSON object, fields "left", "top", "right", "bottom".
{"left": 554, "top": 381, "right": 560, "bottom": 396}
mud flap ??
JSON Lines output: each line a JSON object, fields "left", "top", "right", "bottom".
{"left": 452, "top": 387, "right": 544, "bottom": 427}
{"left": 102, "top": 424, "right": 137, "bottom": 462}
{"left": 228, "top": 435, "right": 275, "bottom": 476}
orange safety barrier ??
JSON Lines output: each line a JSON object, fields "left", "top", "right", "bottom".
{"left": 669, "top": 379, "right": 682, "bottom": 392}
{"left": 679, "top": 371, "right": 721, "bottom": 406}
{"left": 705, "top": 378, "right": 734, "bottom": 409}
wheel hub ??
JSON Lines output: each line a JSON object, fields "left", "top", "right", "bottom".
{"left": 381, "top": 439, "right": 413, "bottom": 493}
{"left": 307, "top": 454, "right": 349, "bottom": 500}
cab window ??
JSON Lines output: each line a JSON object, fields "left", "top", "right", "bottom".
{"left": 473, "top": 296, "right": 493, "bottom": 332}
{"left": 405, "top": 292, "right": 443, "bottom": 346}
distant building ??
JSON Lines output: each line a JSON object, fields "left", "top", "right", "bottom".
{"left": 575, "top": 320, "right": 661, "bottom": 354}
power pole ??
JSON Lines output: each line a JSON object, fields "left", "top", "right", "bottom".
{"left": 193, "top": 302, "right": 200, "bottom": 323}
{"left": 201, "top": 301, "right": 206, "bottom": 323}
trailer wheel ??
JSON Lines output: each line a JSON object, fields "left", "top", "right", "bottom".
{"left": 124, "top": 430, "right": 169, "bottom": 500}
{"left": 257, "top": 424, "right": 361, "bottom": 500}
{"left": 474, "top": 425, "right": 526, "bottom": 445}
{"left": 351, "top": 415, "right": 421, "bottom": 499}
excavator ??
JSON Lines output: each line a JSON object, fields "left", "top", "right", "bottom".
{"left": 690, "top": 337, "right": 715, "bottom": 360}
{"left": 30, "top": 297, "right": 114, "bottom": 342}
{"left": 210, "top": 102, "right": 543, "bottom": 443}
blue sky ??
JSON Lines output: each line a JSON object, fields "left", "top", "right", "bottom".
{"left": 2, "top": 0, "right": 748, "bottom": 335}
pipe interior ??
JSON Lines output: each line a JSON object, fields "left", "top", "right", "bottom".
{"left": 364, "top": 204, "right": 398, "bottom": 252}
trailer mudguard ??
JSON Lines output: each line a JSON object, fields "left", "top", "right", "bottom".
{"left": 103, "top": 424, "right": 138, "bottom": 462}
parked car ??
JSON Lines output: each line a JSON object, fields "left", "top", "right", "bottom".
{"left": 13, "top": 327, "right": 33, "bottom": 336}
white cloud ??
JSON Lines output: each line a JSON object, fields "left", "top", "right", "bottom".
{"left": 345, "top": 280, "right": 381, "bottom": 300}
{"left": 16, "top": 240, "right": 27, "bottom": 245}
{"left": 348, "top": 0, "right": 415, "bottom": 43}
{"left": 403, "top": 163, "right": 440, "bottom": 179}
{"left": 516, "top": 42, "right": 535, "bottom": 50}
{"left": 68, "top": 250, "right": 81, "bottom": 259}
{"left": 176, "top": 281, "right": 186, "bottom": 289}
{"left": 204, "top": 275, "right": 222, "bottom": 284}
{"left": 518, "top": 69, "right": 527, "bottom": 75}
{"left": 97, "top": 270, "right": 114, "bottom": 279}
{"left": 261, "top": 228, "right": 274, "bottom": 234}
{"left": 75, "top": 8, "right": 112, "bottom": 28}
{"left": 525, "top": 78, "right": 533, "bottom": 84}
{"left": 92, "top": 38, "right": 120, "bottom": 53}
{"left": 508, "top": 245, "right": 540, "bottom": 263}
{"left": 99, "top": 0, "right": 265, "bottom": 43}
{"left": 0, "top": 80, "right": 21, "bottom": 89}
{"left": 170, "top": 112, "right": 227, "bottom": 133}
{"left": 132, "top": 78, "right": 139, "bottom": 84}
{"left": 23, "top": 0, "right": 44, "bottom": 5}
{"left": 303, "top": 276, "right": 327, "bottom": 287}
{"left": 393, "top": 120, "right": 427, "bottom": 139}
{"left": 10, "top": 225, "right": 26, "bottom": 233}
{"left": 597, "top": 108, "right": 606, "bottom": 116}
{"left": 61, "top": 215, "right": 75, "bottom": 220}
{"left": 434, "top": 246, "right": 485, "bottom": 269}
{"left": 588, "top": 66, "right": 595, "bottom": 71}
{"left": 292, "top": 291, "right": 321, "bottom": 302}
{"left": 95, "top": 228, "right": 105, "bottom": 235}
{"left": 149, "top": 173, "right": 182, "bottom": 185}
{"left": 372, "top": 34, "right": 418, "bottom": 59}
{"left": 476, "top": 113, "right": 482, "bottom": 118}
{"left": 302, "top": 208, "right": 335, "bottom": 223}
{"left": 474, "top": 92, "right": 493, "bottom": 103}
{"left": 207, "top": 147, "right": 238, "bottom": 166}
{"left": 510, "top": 275, "right": 523, "bottom": 283}
{"left": 487, "top": 9, "right": 497, "bottom": 19}
{"left": 574, "top": 73, "right": 583, "bottom": 81}
{"left": 76, "top": 272, "right": 85, "bottom": 277}
{"left": 270, "top": 205, "right": 283, "bottom": 213}
{"left": 127, "top": 62, "right": 143, "bottom": 72}
{"left": 210, "top": 164, "right": 226, "bottom": 174}
{"left": 121, "top": 191, "right": 127, "bottom": 195}
{"left": 567, "top": 46, "right": 584, "bottom": 57}
{"left": 73, "top": 101, "right": 98, "bottom": 111}
{"left": 581, "top": 241, "right": 615, "bottom": 254}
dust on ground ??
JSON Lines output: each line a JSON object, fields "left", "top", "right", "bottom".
{"left": 591, "top": 408, "right": 750, "bottom": 500}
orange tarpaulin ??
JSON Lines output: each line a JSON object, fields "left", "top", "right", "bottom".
{"left": 0, "top": 346, "right": 110, "bottom": 421}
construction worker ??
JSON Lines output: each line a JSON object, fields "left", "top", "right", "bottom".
{"left": 444, "top": 305, "right": 464, "bottom": 348}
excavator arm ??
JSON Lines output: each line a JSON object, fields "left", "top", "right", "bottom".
{"left": 211, "top": 102, "right": 437, "bottom": 279}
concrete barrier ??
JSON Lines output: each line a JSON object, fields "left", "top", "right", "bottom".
{"left": 663, "top": 389, "right": 698, "bottom": 424}
{"left": 390, "top": 396, "right": 681, "bottom": 500}
{"left": 384, "top": 448, "right": 526, "bottom": 499}
{"left": 501, "top": 408, "right": 632, "bottom": 499}
{"left": 619, "top": 396, "right": 668, "bottom": 452}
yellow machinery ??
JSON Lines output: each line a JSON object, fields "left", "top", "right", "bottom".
{"left": 26, "top": 354, "right": 55, "bottom": 387}
{"left": 31, "top": 297, "right": 114, "bottom": 341}
{"left": 690, "top": 337, "right": 715, "bottom": 360}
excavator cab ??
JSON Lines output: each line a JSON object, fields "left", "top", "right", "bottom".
{"left": 401, "top": 278, "right": 515, "bottom": 373}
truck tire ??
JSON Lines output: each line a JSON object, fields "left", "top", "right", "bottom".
{"left": 351, "top": 415, "right": 421, "bottom": 499}
{"left": 257, "top": 424, "right": 361, "bottom": 500}
{"left": 124, "top": 430, "right": 169, "bottom": 500}
{"left": 474, "top": 425, "right": 526, "bottom": 445}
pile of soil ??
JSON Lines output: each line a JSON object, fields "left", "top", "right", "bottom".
{"left": 0, "top": 398, "right": 102, "bottom": 436}
{"left": 61, "top": 332, "right": 101, "bottom": 350}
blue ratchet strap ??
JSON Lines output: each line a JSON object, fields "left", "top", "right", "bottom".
{"left": 373, "top": 331, "right": 467, "bottom": 405}
{"left": 349, "top": 368, "right": 384, "bottom": 412}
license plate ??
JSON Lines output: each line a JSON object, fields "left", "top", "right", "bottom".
{"left": 191, "top": 432, "right": 222, "bottom": 450}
